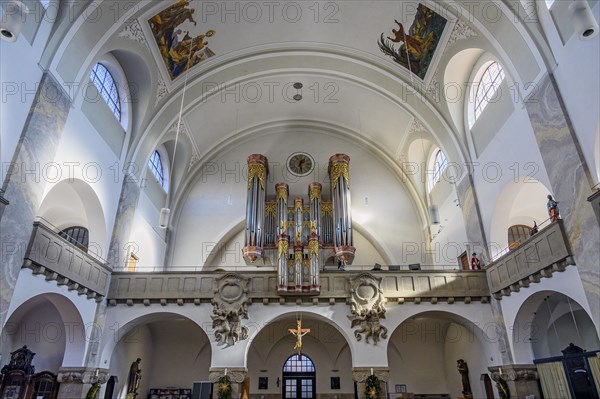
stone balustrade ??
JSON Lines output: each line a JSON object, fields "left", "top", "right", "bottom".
{"left": 107, "top": 270, "right": 489, "bottom": 306}
{"left": 486, "top": 220, "right": 574, "bottom": 299}
{"left": 22, "top": 222, "right": 111, "bottom": 300}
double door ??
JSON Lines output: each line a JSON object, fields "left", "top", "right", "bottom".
{"left": 282, "top": 376, "right": 315, "bottom": 399}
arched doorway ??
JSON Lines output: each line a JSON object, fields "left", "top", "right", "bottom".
{"left": 282, "top": 354, "right": 316, "bottom": 399}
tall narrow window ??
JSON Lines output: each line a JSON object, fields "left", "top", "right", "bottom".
{"left": 473, "top": 62, "right": 506, "bottom": 122}
{"left": 428, "top": 149, "right": 448, "bottom": 192}
{"left": 148, "top": 150, "right": 167, "bottom": 190}
{"left": 59, "top": 226, "right": 89, "bottom": 252}
{"left": 90, "top": 63, "right": 121, "bottom": 121}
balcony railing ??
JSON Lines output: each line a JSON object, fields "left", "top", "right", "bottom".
{"left": 22, "top": 222, "right": 111, "bottom": 300}
{"left": 107, "top": 270, "right": 489, "bottom": 305}
{"left": 486, "top": 220, "right": 574, "bottom": 299}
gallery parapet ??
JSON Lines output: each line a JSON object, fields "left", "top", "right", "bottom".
{"left": 106, "top": 270, "right": 489, "bottom": 306}
{"left": 22, "top": 221, "right": 111, "bottom": 301}
{"left": 486, "top": 220, "right": 574, "bottom": 299}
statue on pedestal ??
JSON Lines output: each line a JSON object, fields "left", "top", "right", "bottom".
{"left": 457, "top": 359, "right": 473, "bottom": 399}
{"left": 127, "top": 358, "right": 142, "bottom": 396}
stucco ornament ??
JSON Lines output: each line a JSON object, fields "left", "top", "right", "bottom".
{"left": 211, "top": 273, "right": 250, "bottom": 346}
{"left": 347, "top": 273, "right": 388, "bottom": 344}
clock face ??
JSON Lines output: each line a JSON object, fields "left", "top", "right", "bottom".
{"left": 287, "top": 153, "right": 314, "bottom": 176}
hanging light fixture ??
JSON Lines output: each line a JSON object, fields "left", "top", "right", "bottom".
{"left": 159, "top": 17, "right": 196, "bottom": 229}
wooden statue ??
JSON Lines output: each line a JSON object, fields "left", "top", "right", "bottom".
{"left": 457, "top": 359, "right": 473, "bottom": 399}
{"left": 127, "top": 358, "right": 142, "bottom": 396}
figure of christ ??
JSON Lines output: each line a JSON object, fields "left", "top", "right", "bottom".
{"left": 288, "top": 319, "right": 311, "bottom": 355}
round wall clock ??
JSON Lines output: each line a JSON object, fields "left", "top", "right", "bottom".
{"left": 287, "top": 152, "right": 314, "bottom": 176}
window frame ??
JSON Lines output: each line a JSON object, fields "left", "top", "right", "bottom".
{"left": 508, "top": 224, "right": 532, "bottom": 250}
{"left": 473, "top": 61, "right": 506, "bottom": 123}
{"left": 427, "top": 148, "right": 449, "bottom": 193}
{"left": 148, "top": 148, "right": 169, "bottom": 192}
{"left": 90, "top": 63, "right": 122, "bottom": 122}
{"left": 58, "top": 226, "right": 89, "bottom": 252}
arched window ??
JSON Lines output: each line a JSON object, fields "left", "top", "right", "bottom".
{"left": 59, "top": 226, "right": 89, "bottom": 252}
{"left": 90, "top": 63, "right": 121, "bottom": 121}
{"left": 148, "top": 150, "right": 167, "bottom": 190}
{"left": 508, "top": 224, "right": 532, "bottom": 250}
{"left": 428, "top": 149, "right": 448, "bottom": 192}
{"left": 283, "top": 354, "right": 315, "bottom": 373}
{"left": 473, "top": 62, "right": 506, "bottom": 123}
{"left": 282, "top": 354, "right": 316, "bottom": 399}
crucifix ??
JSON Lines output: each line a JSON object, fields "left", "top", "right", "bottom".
{"left": 288, "top": 319, "right": 310, "bottom": 355}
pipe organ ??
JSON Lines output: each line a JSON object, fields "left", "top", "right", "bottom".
{"left": 242, "top": 154, "right": 355, "bottom": 294}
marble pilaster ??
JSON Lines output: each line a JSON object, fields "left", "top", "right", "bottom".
{"left": 0, "top": 188, "right": 8, "bottom": 221}
{"left": 525, "top": 74, "right": 600, "bottom": 328}
{"left": 106, "top": 174, "right": 142, "bottom": 269}
{"left": 0, "top": 73, "right": 71, "bottom": 327}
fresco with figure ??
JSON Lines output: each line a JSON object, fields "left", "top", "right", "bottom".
{"left": 148, "top": 0, "right": 216, "bottom": 80}
{"left": 378, "top": 3, "right": 447, "bottom": 80}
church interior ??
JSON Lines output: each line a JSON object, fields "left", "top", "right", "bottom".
{"left": 1, "top": 0, "right": 600, "bottom": 398}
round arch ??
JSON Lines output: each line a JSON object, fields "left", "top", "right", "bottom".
{"left": 38, "top": 178, "right": 108, "bottom": 257}
{"left": 386, "top": 310, "right": 498, "bottom": 399}
{"left": 245, "top": 311, "right": 353, "bottom": 396}
{"left": 103, "top": 312, "right": 212, "bottom": 399}
{"left": 511, "top": 290, "right": 600, "bottom": 362}
{"left": 245, "top": 308, "right": 353, "bottom": 368}
{"left": 0, "top": 293, "right": 87, "bottom": 373}
{"left": 488, "top": 178, "right": 552, "bottom": 259}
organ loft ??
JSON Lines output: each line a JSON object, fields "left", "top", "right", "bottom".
{"left": 241, "top": 154, "right": 355, "bottom": 293}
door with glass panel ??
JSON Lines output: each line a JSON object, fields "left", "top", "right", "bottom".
{"left": 282, "top": 354, "right": 316, "bottom": 399}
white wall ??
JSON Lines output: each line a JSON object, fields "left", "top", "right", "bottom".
{"left": 387, "top": 316, "right": 489, "bottom": 399}
{"left": 171, "top": 130, "right": 425, "bottom": 269}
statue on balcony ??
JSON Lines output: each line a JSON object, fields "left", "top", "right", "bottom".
{"left": 530, "top": 221, "right": 539, "bottom": 236}
{"left": 547, "top": 195, "right": 560, "bottom": 222}
{"left": 470, "top": 253, "right": 481, "bottom": 270}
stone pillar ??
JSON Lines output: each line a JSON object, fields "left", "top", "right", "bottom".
{"left": 525, "top": 73, "right": 600, "bottom": 328}
{"left": 107, "top": 173, "right": 142, "bottom": 270}
{"left": 57, "top": 367, "right": 109, "bottom": 399}
{"left": 0, "top": 73, "right": 71, "bottom": 326}
{"left": 489, "top": 365, "right": 541, "bottom": 399}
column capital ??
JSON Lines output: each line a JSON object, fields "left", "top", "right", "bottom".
{"left": 488, "top": 364, "right": 538, "bottom": 382}
{"left": 57, "top": 367, "right": 110, "bottom": 384}
{"left": 209, "top": 367, "right": 247, "bottom": 383}
{"left": 352, "top": 367, "right": 389, "bottom": 382}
